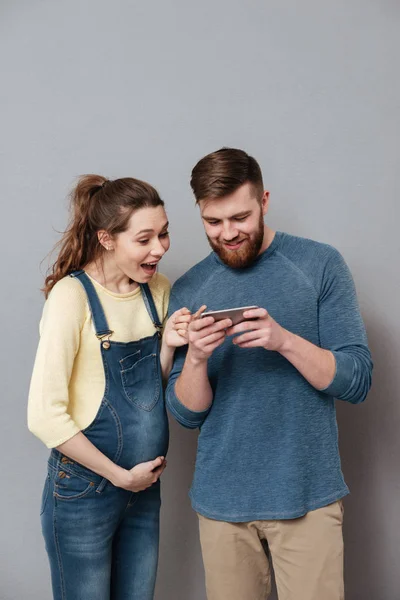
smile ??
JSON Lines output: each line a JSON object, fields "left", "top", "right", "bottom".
{"left": 223, "top": 240, "right": 246, "bottom": 251}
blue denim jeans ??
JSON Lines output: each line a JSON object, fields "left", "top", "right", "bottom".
{"left": 41, "top": 458, "right": 161, "bottom": 600}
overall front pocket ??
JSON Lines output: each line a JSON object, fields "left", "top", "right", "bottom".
{"left": 53, "top": 469, "right": 96, "bottom": 501}
{"left": 121, "top": 353, "right": 160, "bottom": 411}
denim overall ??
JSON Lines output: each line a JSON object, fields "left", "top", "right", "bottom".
{"left": 40, "top": 271, "right": 169, "bottom": 600}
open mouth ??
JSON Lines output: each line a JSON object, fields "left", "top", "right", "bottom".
{"left": 141, "top": 261, "right": 159, "bottom": 275}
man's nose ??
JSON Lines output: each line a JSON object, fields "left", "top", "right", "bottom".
{"left": 222, "top": 223, "right": 239, "bottom": 241}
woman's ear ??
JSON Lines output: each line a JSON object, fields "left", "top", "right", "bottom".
{"left": 97, "top": 230, "right": 114, "bottom": 251}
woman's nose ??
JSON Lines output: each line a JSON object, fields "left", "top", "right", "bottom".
{"left": 150, "top": 239, "right": 166, "bottom": 257}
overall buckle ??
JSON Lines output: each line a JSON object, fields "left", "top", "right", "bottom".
{"left": 97, "top": 331, "right": 114, "bottom": 350}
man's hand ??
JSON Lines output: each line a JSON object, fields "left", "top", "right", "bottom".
{"left": 187, "top": 305, "right": 232, "bottom": 364}
{"left": 226, "top": 307, "right": 289, "bottom": 352}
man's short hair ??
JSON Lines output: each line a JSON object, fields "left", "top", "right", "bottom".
{"left": 190, "top": 147, "right": 264, "bottom": 204}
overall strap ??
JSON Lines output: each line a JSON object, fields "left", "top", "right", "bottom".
{"left": 140, "top": 283, "right": 163, "bottom": 333}
{"left": 69, "top": 270, "right": 113, "bottom": 339}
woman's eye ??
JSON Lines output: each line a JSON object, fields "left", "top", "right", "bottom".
{"left": 138, "top": 239, "right": 149, "bottom": 245}
{"left": 159, "top": 231, "right": 170, "bottom": 238}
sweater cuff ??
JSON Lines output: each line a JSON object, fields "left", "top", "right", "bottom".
{"left": 166, "top": 383, "right": 210, "bottom": 429}
{"left": 320, "top": 351, "right": 355, "bottom": 398}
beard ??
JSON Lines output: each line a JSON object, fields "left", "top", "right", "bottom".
{"left": 207, "top": 210, "right": 265, "bottom": 269}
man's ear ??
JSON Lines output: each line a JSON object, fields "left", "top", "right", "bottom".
{"left": 261, "top": 191, "right": 270, "bottom": 216}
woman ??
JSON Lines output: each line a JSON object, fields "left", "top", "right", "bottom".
{"left": 28, "top": 175, "right": 190, "bottom": 600}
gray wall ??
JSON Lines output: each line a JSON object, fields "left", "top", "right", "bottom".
{"left": 1, "top": 1, "right": 399, "bottom": 598}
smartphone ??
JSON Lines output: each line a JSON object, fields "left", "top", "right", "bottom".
{"left": 200, "top": 306, "right": 259, "bottom": 326}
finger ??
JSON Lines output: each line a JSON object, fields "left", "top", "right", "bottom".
{"left": 226, "top": 320, "right": 261, "bottom": 336}
{"left": 150, "top": 456, "right": 164, "bottom": 470}
{"left": 243, "top": 308, "right": 268, "bottom": 319}
{"left": 193, "top": 304, "right": 207, "bottom": 319}
{"left": 152, "top": 466, "right": 164, "bottom": 478}
{"left": 153, "top": 463, "right": 167, "bottom": 478}
{"left": 174, "top": 323, "right": 189, "bottom": 334}
{"left": 191, "top": 316, "right": 215, "bottom": 331}
{"left": 200, "top": 331, "right": 227, "bottom": 348}
{"left": 174, "top": 315, "right": 192, "bottom": 325}
{"left": 178, "top": 315, "right": 192, "bottom": 323}
{"left": 232, "top": 330, "right": 265, "bottom": 345}
{"left": 203, "top": 318, "right": 232, "bottom": 333}
{"left": 175, "top": 307, "right": 191, "bottom": 316}
{"left": 235, "top": 338, "right": 267, "bottom": 348}
{"left": 176, "top": 313, "right": 192, "bottom": 321}
{"left": 191, "top": 318, "right": 232, "bottom": 337}
{"left": 173, "top": 326, "right": 189, "bottom": 337}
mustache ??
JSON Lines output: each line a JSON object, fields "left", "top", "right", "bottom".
{"left": 221, "top": 236, "right": 247, "bottom": 244}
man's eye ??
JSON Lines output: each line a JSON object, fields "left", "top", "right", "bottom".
{"left": 234, "top": 217, "right": 247, "bottom": 222}
{"left": 208, "top": 221, "right": 220, "bottom": 226}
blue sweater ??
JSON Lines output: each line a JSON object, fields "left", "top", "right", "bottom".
{"left": 166, "top": 232, "right": 372, "bottom": 521}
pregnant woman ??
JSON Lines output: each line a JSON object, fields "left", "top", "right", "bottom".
{"left": 28, "top": 174, "right": 190, "bottom": 600}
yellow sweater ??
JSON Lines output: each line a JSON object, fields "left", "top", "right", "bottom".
{"left": 28, "top": 272, "right": 171, "bottom": 448}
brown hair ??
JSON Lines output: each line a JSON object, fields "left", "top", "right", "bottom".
{"left": 43, "top": 175, "right": 164, "bottom": 298}
{"left": 190, "top": 147, "right": 264, "bottom": 203}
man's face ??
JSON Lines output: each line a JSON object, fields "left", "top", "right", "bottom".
{"left": 199, "top": 182, "right": 269, "bottom": 269}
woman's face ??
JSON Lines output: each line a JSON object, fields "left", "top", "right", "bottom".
{"left": 111, "top": 205, "right": 170, "bottom": 283}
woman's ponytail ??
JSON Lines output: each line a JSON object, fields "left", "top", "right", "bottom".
{"left": 43, "top": 175, "right": 107, "bottom": 297}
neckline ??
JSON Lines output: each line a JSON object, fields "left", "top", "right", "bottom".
{"left": 84, "top": 272, "right": 142, "bottom": 300}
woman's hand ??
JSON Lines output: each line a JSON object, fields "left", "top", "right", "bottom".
{"left": 56, "top": 434, "right": 167, "bottom": 494}
{"left": 113, "top": 456, "right": 167, "bottom": 492}
{"left": 163, "top": 307, "right": 192, "bottom": 349}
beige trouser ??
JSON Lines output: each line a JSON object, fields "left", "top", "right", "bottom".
{"left": 198, "top": 500, "right": 344, "bottom": 600}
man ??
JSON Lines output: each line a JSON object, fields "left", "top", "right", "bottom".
{"left": 166, "top": 148, "right": 372, "bottom": 600}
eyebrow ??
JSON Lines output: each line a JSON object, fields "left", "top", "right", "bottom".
{"left": 135, "top": 221, "right": 169, "bottom": 236}
{"left": 202, "top": 211, "right": 251, "bottom": 221}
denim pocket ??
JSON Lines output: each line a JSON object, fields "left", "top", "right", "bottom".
{"left": 53, "top": 469, "right": 96, "bottom": 501}
{"left": 40, "top": 475, "right": 50, "bottom": 515}
{"left": 119, "top": 350, "right": 141, "bottom": 371}
{"left": 121, "top": 353, "right": 160, "bottom": 411}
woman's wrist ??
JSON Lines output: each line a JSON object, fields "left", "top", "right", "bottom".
{"left": 160, "top": 339, "right": 175, "bottom": 382}
{"left": 108, "top": 464, "right": 130, "bottom": 488}
{"left": 160, "top": 337, "right": 175, "bottom": 356}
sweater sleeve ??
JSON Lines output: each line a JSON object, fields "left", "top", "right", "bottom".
{"left": 318, "top": 249, "right": 373, "bottom": 404}
{"left": 165, "top": 289, "right": 211, "bottom": 429}
{"left": 27, "top": 278, "right": 88, "bottom": 447}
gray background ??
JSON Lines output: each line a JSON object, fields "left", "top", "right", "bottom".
{"left": 1, "top": 0, "right": 399, "bottom": 598}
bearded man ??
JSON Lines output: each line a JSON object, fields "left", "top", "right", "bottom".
{"left": 166, "top": 147, "right": 372, "bottom": 600}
